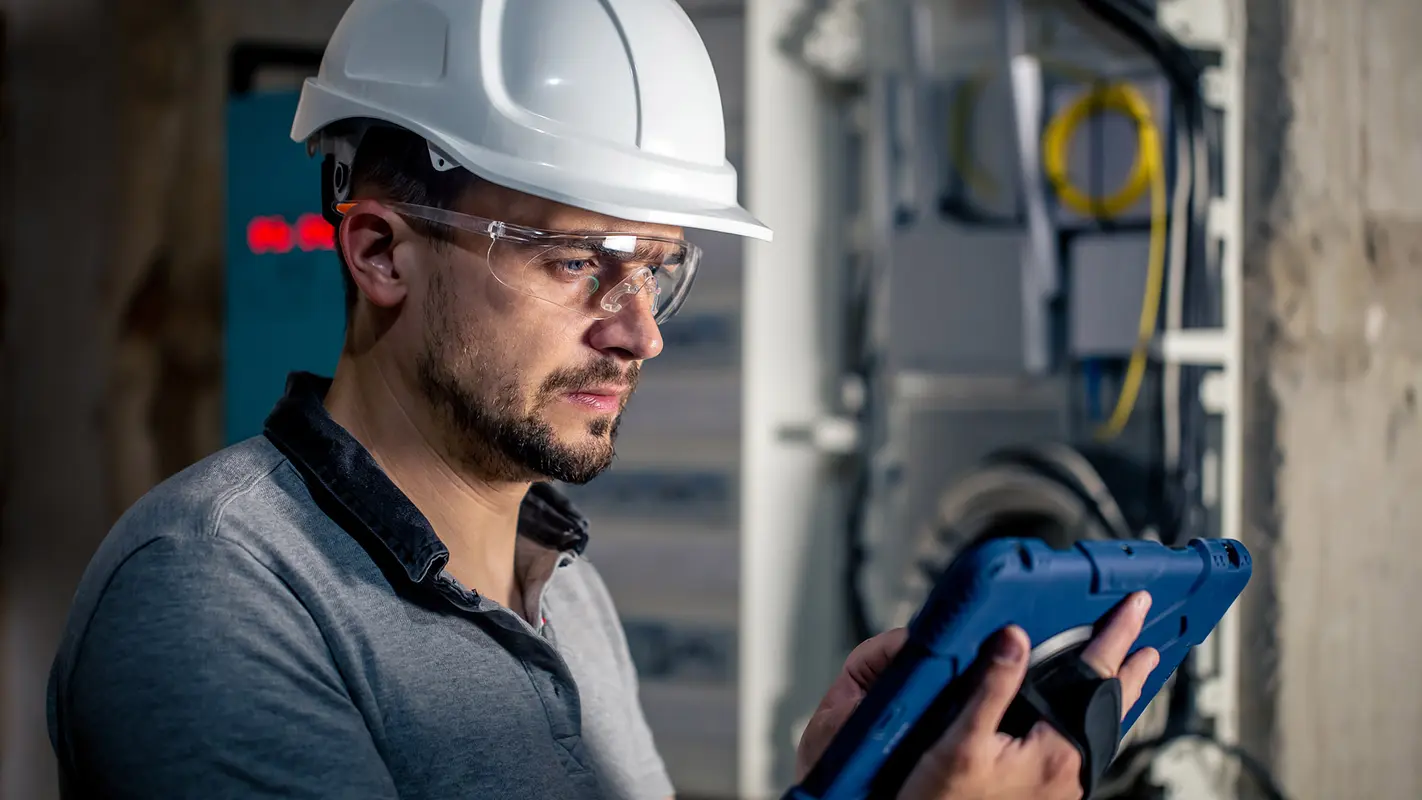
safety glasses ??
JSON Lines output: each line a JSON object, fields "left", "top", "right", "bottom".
{"left": 335, "top": 201, "right": 701, "bottom": 325}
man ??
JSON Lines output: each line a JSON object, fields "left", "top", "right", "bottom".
{"left": 47, "top": 1, "right": 1158, "bottom": 798}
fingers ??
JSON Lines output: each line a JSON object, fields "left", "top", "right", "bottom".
{"left": 799, "top": 629, "right": 911, "bottom": 783}
{"left": 1024, "top": 721, "right": 1086, "bottom": 788}
{"left": 1080, "top": 591, "right": 1151, "bottom": 678}
{"left": 1114, "top": 645, "right": 1160, "bottom": 717}
{"left": 801, "top": 627, "right": 912, "bottom": 766}
{"left": 894, "top": 608, "right": 1164, "bottom": 800}
{"left": 945, "top": 625, "right": 1030, "bottom": 740}
{"left": 900, "top": 633, "right": 1028, "bottom": 800}
{"left": 844, "top": 627, "right": 910, "bottom": 689}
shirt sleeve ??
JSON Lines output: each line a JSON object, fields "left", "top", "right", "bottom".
{"left": 555, "top": 558, "right": 678, "bottom": 800}
{"left": 53, "top": 534, "right": 400, "bottom": 799}
{"left": 605, "top": 614, "right": 678, "bottom": 800}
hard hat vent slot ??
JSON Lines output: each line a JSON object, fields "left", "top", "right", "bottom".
{"left": 497, "top": 0, "right": 640, "bottom": 147}
{"left": 344, "top": 2, "right": 450, "bottom": 87}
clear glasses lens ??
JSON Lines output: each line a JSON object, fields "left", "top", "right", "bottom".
{"left": 379, "top": 202, "right": 703, "bottom": 324}
{"left": 487, "top": 234, "right": 698, "bottom": 323}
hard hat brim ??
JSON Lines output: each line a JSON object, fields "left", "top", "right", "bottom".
{"left": 485, "top": 170, "right": 776, "bottom": 243}
{"left": 292, "top": 84, "right": 774, "bottom": 243}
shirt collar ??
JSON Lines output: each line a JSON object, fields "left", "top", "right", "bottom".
{"left": 262, "top": 371, "right": 590, "bottom": 588}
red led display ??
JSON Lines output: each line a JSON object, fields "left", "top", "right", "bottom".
{"left": 247, "top": 214, "right": 336, "bottom": 255}
{"left": 295, "top": 213, "right": 335, "bottom": 251}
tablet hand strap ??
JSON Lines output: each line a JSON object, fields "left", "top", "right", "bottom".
{"left": 998, "top": 657, "right": 1124, "bottom": 799}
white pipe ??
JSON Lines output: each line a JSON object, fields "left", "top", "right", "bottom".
{"left": 740, "top": 0, "right": 833, "bottom": 795}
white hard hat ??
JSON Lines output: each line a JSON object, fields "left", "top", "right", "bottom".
{"left": 292, "top": 0, "right": 772, "bottom": 242}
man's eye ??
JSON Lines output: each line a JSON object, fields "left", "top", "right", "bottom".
{"left": 558, "top": 259, "right": 594, "bottom": 274}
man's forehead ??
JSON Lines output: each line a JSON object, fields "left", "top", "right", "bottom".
{"left": 464, "top": 181, "right": 684, "bottom": 240}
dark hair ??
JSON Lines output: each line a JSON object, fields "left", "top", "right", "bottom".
{"left": 330, "top": 124, "right": 479, "bottom": 317}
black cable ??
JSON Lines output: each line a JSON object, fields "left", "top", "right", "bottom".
{"left": 844, "top": 420, "right": 877, "bottom": 644}
{"left": 1111, "top": 731, "right": 1291, "bottom": 800}
{"left": 1074, "top": 0, "right": 1211, "bottom": 549}
{"left": 1064, "top": 11, "right": 1290, "bottom": 800}
{"left": 841, "top": 189, "right": 884, "bottom": 643}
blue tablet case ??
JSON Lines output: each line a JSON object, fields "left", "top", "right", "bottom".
{"left": 787, "top": 537, "right": 1252, "bottom": 799}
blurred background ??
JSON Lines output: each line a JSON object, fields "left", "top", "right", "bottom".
{"left": 3, "top": 0, "right": 1420, "bottom": 798}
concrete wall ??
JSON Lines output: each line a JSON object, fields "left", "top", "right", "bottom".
{"left": 1242, "top": 0, "right": 1422, "bottom": 798}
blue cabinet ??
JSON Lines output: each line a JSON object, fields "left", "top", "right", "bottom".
{"left": 224, "top": 90, "right": 344, "bottom": 444}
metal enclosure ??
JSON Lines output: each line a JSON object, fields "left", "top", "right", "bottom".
{"left": 850, "top": 0, "right": 1174, "bottom": 648}
{"left": 738, "top": 0, "right": 1248, "bottom": 797}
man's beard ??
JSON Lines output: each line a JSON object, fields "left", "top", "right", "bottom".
{"left": 414, "top": 300, "right": 638, "bottom": 485}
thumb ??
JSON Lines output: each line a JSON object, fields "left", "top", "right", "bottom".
{"left": 897, "top": 628, "right": 1032, "bottom": 800}
{"left": 944, "top": 625, "right": 1031, "bottom": 741}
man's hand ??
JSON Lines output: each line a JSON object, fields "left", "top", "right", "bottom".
{"left": 795, "top": 626, "right": 911, "bottom": 782}
{"left": 795, "top": 592, "right": 1160, "bottom": 800}
{"left": 898, "top": 591, "right": 1158, "bottom": 800}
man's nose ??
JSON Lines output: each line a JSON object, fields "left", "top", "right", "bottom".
{"left": 586, "top": 298, "right": 663, "bottom": 361}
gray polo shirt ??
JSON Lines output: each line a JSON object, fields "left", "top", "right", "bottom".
{"left": 47, "top": 372, "right": 674, "bottom": 800}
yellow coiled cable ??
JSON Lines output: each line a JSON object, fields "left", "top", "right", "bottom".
{"left": 943, "top": 76, "right": 1167, "bottom": 440}
{"left": 944, "top": 60, "right": 1109, "bottom": 204}
{"left": 1041, "top": 82, "right": 1166, "bottom": 441}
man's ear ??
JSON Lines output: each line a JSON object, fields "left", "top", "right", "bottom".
{"left": 338, "top": 199, "right": 410, "bottom": 309}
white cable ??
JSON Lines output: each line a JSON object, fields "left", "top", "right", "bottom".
{"left": 1161, "top": 121, "right": 1193, "bottom": 474}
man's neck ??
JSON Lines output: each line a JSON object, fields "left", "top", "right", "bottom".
{"left": 323, "top": 357, "right": 529, "bottom": 611}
